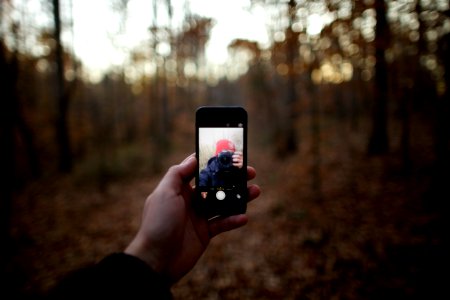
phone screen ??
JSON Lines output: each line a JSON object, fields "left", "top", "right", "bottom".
{"left": 196, "top": 107, "right": 247, "bottom": 218}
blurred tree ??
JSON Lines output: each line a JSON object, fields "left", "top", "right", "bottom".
{"left": 228, "top": 39, "right": 270, "bottom": 126}
{"left": 148, "top": 0, "right": 172, "bottom": 171}
{"left": 280, "top": 0, "right": 300, "bottom": 155}
{"left": 251, "top": 0, "right": 302, "bottom": 155}
{"left": 0, "top": 38, "right": 16, "bottom": 286}
{"left": 0, "top": 9, "right": 41, "bottom": 294}
{"left": 0, "top": 1, "right": 44, "bottom": 235}
{"left": 368, "top": 0, "right": 390, "bottom": 155}
{"left": 175, "top": 15, "right": 213, "bottom": 106}
{"left": 52, "top": 0, "right": 72, "bottom": 172}
{"left": 229, "top": 38, "right": 279, "bottom": 149}
{"left": 432, "top": 9, "right": 450, "bottom": 202}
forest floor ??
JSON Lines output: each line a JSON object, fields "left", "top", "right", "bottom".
{"left": 6, "top": 115, "right": 448, "bottom": 299}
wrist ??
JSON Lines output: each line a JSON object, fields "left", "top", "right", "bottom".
{"left": 125, "top": 236, "right": 165, "bottom": 277}
{"left": 112, "top": 253, "right": 173, "bottom": 293}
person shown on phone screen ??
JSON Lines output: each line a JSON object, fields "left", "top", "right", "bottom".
{"left": 199, "top": 139, "right": 243, "bottom": 197}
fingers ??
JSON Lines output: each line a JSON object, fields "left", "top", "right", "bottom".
{"left": 248, "top": 184, "right": 261, "bottom": 203}
{"left": 208, "top": 214, "right": 248, "bottom": 238}
{"left": 247, "top": 166, "right": 256, "bottom": 180}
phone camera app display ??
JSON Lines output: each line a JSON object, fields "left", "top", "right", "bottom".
{"left": 198, "top": 128, "right": 245, "bottom": 202}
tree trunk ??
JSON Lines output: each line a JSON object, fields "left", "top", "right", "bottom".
{"left": 277, "top": 0, "right": 299, "bottom": 155}
{"left": 53, "top": 0, "right": 72, "bottom": 172}
{"left": 430, "top": 30, "right": 450, "bottom": 204}
{"left": 368, "top": 0, "right": 390, "bottom": 155}
{"left": 0, "top": 41, "right": 17, "bottom": 290}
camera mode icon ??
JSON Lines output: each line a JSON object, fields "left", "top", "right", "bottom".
{"left": 216, "top": 191, "right": 226, "bottom": 200}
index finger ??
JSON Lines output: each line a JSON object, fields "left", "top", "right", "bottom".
{"left": 247, "top": 166, "right": 256, "bottom": 181}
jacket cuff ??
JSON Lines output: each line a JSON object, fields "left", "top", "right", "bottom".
{"left": 50, "top": 252, "right": 172, "bottom": 299}
{"left": 97, "top": 253, "right": 172, "bottom": 297}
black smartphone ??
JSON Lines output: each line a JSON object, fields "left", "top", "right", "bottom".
{"left": 195, "top": 106, "right": 248, "bottom": 219}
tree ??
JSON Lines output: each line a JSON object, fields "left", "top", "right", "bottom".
{"left": 431, "top": 9, "right": 450, "bottom": 203}
{"left": 367, "top": 0, "right": 390, "bottom": 155}
{"left": 53, "top": 0, "right": 72, "bottom": 172}
{"left": 0, "top": 39, "right": 16, "bottom": 288}
{"left": 279, "top": 0, "right": 300, "bottom": 155}
{"left": 252, "top": 0, "right": 301, "bottom": 155}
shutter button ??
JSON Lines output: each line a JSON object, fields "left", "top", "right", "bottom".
{"left": 216, "top": 191, "right": 226, "bottom": 200}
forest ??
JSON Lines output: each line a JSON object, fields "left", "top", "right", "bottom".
{"left": 1, "top": 0, "right": 449, "bottom": 298}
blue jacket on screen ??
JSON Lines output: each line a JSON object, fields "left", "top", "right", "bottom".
{"left": 199, "top": 156, "right": 240, "bottom": 187}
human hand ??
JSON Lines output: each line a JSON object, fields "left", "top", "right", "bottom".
{"left": 125, "top": 154, "right": 260, "bottom": 283}
{"left": 232, "top": 151, "right": 243, "bottom": 169}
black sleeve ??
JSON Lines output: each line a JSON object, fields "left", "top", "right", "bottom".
{"left": 48, "top": 253, "right": 172, "bottom": 300}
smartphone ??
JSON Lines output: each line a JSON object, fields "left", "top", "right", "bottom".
{"left": 195, "top": 106, "right": 248, "bottom": 219}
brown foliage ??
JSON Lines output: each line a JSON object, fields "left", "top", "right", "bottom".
{"left": 7, "top": 113, "right": 446, "bottom": 299}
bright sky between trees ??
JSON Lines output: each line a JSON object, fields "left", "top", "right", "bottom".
{"left": 71, "top": 0, "right": 274, "bottom": 81}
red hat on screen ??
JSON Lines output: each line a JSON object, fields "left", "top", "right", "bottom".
{"left": 215, "top": 139, "right": 235, "bottom": 155}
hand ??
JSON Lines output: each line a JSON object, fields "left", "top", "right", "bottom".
{"left": 232, "top": 151, "right": 243, "bottom": 169}
{"left": 125, "top": 154, "right": 260, "bottom": 283}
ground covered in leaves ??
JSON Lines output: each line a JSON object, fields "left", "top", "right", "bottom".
{"left": 7, "top": 116, "right": 448, "bottom": 299}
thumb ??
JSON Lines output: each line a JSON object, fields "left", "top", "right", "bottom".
{"left": 159, "top": 154, "right": 196, "bottom": 196}
{"left": 177, "top": 154, "right": 197, "bottom": 182}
